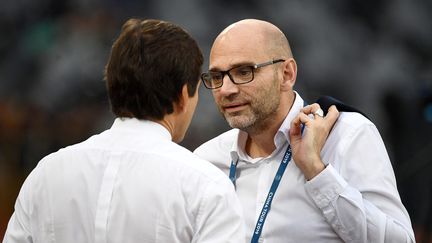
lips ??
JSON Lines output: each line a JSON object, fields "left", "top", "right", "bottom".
{"left": 222, "top": 103, "right": 248, "bottom": 113}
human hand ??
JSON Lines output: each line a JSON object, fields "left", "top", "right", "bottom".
{"left": 289, "top": 104, "right": 339, "bottom": 180}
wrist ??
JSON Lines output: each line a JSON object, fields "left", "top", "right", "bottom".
{"left": 302, "top": 159, "right": 325, "bottom": 181}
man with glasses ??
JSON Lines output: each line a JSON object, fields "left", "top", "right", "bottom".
{"left": 3, "top": 19, "right": 245, "bottom": 243}
{"left": 195, "top": 19, "right": 415, "bottom": 242}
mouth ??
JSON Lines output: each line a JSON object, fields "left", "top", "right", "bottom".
{"left": 222, "top": 103, "right": 248, "bottom": 113}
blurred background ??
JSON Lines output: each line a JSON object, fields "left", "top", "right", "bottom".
{"left": 1, "top": 0, "right": 431, "bottom": 241}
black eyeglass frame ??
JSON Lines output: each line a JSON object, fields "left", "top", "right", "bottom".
{"left": 201, "top": 59, "right": 285, "bottom": 89}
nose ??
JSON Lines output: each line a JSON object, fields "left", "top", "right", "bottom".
{"left": 218, "top": 73, "right": 239, "bottom": 96}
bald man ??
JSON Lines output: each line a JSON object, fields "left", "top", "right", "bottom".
{"left": 195, "top": 19, "right": 415, "bottom": 243}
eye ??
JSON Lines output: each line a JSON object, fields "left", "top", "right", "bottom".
{"left": 210, "top": 72, "right": 223, "bottom": 80}
{"left": 234, "top": 66, "right": 253, "bottom": 77}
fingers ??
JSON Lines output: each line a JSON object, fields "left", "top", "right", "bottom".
{"left": 292, "top": 112, "right": 313, "bottom": 127}
{"left": 301, "top": 103, "right": 324, "bottom": 119}
{"left": 301, "top": 103, "right": 321, "bottom": 116}
{"left": 324, "top": 105, "right": 339, "bottom": 129}
{"left": 301, "top": 103, "right": 339, "bottom": 118}
{"left": 290, "top": 112, "right": 310, "bottom": 137}
{"left": 294, "top": 103, "right": 339, "bottom": 129}
{"left": 325, "top": 105, "right": 339, "bottom": 121}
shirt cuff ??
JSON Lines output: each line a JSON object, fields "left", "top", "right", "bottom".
{"left": 305, "top": 164, "right": 348, "bottom": 209}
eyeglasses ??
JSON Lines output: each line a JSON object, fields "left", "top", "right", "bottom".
{"left": 201, "top": 59, "right": 285, "bottom": 89}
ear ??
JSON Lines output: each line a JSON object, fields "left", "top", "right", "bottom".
{"left": 173, "top": 84, "right": 190, "bottom": 114}
{"left": 280, "top": 58, "right": 297, "bottom": 91}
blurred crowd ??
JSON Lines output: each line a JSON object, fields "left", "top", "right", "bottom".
{"left": 1, "top": 0, "right": 431, "bottom": 241}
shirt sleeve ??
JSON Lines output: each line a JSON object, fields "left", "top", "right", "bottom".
{"left": 305, "top": 123, "right": 415, "bottom": 243}
{"left": 192, "top": 178, "right": 246, "bottom": 243}
{"left": 3, "top": 170, "right": 35, "bottom": 243}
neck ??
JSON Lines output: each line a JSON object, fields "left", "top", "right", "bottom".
{"left": 244, "top": 113, "right": 284, "bottom": 158}
{"left": 154, "top": 117, "right": 176, "bottom": 141}
{"left": 245, "top": 92, "right": 295, "bottom": 158}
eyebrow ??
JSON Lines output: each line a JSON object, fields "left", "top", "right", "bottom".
{"left": 209, "top": 61, "right": 256, "bottom": 72}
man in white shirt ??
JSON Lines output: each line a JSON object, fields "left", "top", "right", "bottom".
{"left": 194, "top": 19, "right": 415, "bottom": 242}
{"left": 3, "top": 19, "right": 245, "bottom": 243}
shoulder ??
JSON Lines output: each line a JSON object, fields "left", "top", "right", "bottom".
{"left": 337, "top": 112, "right": 374, "bottom": 128}
{"left": 167, "top": 143, "right": 232, "bottom": 184}
{"left": 324, "top": 111, "right": 385, "bottom": 162}
{"left": 105, "top": 131, "right": 232, "bottom": 186}
{"left": 194, "top": 129, "right": 239, "bottom": 168}
{"left": 196, "top": 129, "right": 239, "bottom": 150}
{"left": 330, "top": 111, "right": 376, "bottom": 140}
{"left": 37, "top": 136, "right": 97, "bottom": 166}
{"left": 38, "top": 137, "right": 235, "bottom": 198}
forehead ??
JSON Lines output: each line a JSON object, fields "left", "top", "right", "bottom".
{"left": 209, "top": 28, "right": 269, "bottom": 70}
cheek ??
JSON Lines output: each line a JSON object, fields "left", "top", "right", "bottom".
{"left": 212, "top": 92, "right": 222, "bottom": 103}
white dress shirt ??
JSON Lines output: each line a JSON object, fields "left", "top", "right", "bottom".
{"left": 194, "top": 92, "right": 415, "bottom": 243}
{"left": 3, "top": 118, "right": 245, "bottom": 243}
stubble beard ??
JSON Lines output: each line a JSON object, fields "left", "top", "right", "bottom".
{"left": 220, "top": 86, "right": 280, "bottom": 134}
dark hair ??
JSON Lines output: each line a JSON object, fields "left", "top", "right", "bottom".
{"left": 104, "top": 19, "right": 203, "bottom": 120}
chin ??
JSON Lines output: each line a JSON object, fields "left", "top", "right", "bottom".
{"left": 226, "top": 116, "right": 255, "bottom": 130}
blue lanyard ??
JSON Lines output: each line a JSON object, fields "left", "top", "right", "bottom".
{"left": 229, "top": 145, "right": 292, "bottom": 243}
{"left": 229, "top": 118, "right": 305, "bottom": 243}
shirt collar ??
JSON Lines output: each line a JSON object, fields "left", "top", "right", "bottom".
{"left": 229, "top": 91, "right": 304, "bottom": 163}
{"left": 274, "top": 91, "right": 304, "bottom": 147}
{"left": 111, "top": 117, "right": 172, "bottom": 141}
